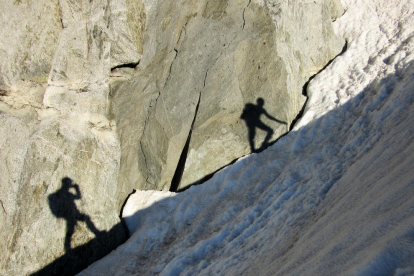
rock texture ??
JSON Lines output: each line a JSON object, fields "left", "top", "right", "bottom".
{"left": 0, "top": 0, "right": 343, "bottom": 274}
{"left": 0, "top": 0, "right": 142, "bottom": 274}
{"left": 110, "top": 0, "right": 345, "bottom": 192}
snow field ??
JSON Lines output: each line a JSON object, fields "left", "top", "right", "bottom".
{"left": 79, "top": 0, "right": 414, "bottom": 275}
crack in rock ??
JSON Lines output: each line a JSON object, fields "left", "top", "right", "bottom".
{"left": 169, "top": 71, "right": 205, "bottom": 192}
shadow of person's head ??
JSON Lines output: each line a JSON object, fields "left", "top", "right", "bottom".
{"left": 61, "top": 177, "right": 73, "bottom": 190}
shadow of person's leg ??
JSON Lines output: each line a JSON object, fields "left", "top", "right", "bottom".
{"left": 263, "top": 128, "right": 273, "bottom": 147}
{"left": 65, "top": 220, "right": 75, "bottom": 252}
{"left": 248, "top": 126, "right": 256, "bottom": 152}
{"left": 81, "top": 213, "right": 101, "bottom": 236}
{"left": 258, "top": 123, "right": 273, "bottom": 151}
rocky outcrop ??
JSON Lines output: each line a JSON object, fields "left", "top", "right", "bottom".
{"left": 0, "top": 0, "right": 343, "bottom": 274}
{"left": 110, "top": 0, "right": 345, "bottom": 192}
{"left": 0, "top": 0, "right": 142, "bottom": 274}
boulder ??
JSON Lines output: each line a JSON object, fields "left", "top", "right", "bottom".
{"left": 110, "top": 0, "right": 345, "bottom": 191}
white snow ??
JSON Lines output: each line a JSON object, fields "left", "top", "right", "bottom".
{"left": 79, "top": 0, "right": 414, "bottom": 275}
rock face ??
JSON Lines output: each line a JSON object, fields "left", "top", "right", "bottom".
{"left": 111, "top": 0, "right": 345, "bottom": 192}
{"left": 0, "top": 0, "right": 142, "bottom": 274}
{"left": 0, "top": 0, "right": 343, "bottom": 274}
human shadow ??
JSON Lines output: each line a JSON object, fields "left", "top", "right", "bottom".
{"left": 241, "top": 98, "right": 287, "bottom": 152}
{"left": 48, "top": 177, "right": 101, "bottom": 253}
{"left": 31, "top": 177, "right": 127, "bottom": 276}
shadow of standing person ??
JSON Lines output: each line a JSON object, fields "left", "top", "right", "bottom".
{"left": 48, "top": 177, "right": 101, "bottom": 253}
{"left": 241, "top": 98, "right": 287, "bottom": 152}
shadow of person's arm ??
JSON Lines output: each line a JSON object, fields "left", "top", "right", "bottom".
{"left": 73, "top": 184, "right": 82, "bottom": 200}
{"left": 264, "top": 110, "right": 287, "bottom": 125}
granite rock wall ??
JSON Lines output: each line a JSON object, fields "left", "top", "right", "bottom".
{"left": 110, "top": 0, "right": 345, "bottom": 192}
{"left": 0, "top": 0, "right": 343, "bottom": 274}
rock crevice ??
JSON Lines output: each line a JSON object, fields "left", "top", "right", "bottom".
{"left": 170, "top": 89, "right": 203, "bottom": 192}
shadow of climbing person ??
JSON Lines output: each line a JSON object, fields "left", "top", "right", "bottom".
{"left": 241, "top": 98, "right": 287, "bottom": 152}
{"left": 48, "top": 177, "right": 101, "bottom": 253}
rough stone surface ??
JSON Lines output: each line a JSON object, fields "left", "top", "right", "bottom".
{"left": 110, "top": 0, "right": 345, "bottom": 192}
{"left": 1, "top": 0, "right": 343, "bottom": 274}
{"left": 0, "top": 0, "right": 142, "bottom": 274}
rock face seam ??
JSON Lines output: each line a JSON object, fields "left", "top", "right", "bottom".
{"left": 242, "top": 0, "right": 252, "bottom": 30}
{"left": 0, "top": 200, "right": 5, "bottom": 215}
{"left": 140, "top": 90, "right": 161, "bottom": 188}
{"left": 170, "top": 70, "right": 207, "bottom": 192}
{"left": 165, "top": 49, "right": 179, "bottom": 88}
{"left": 290, "top": 40, "right": 348, "bottom": 131}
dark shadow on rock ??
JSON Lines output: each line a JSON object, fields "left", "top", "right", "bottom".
{"left": 31, "top": 177, "right": 127, "bottom": 276}
{"left": 48, "top": 177, "right": 102, "bottom": 253}
{"left": 241, "top": 97, "right": 287, "bottom": 152}
{"left": 31, "top": 224, "right": 126, "bottom": 276}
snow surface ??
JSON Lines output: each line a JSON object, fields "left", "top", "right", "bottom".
{"left": 80, "top": 0, "right": 414, "bottom": 275}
